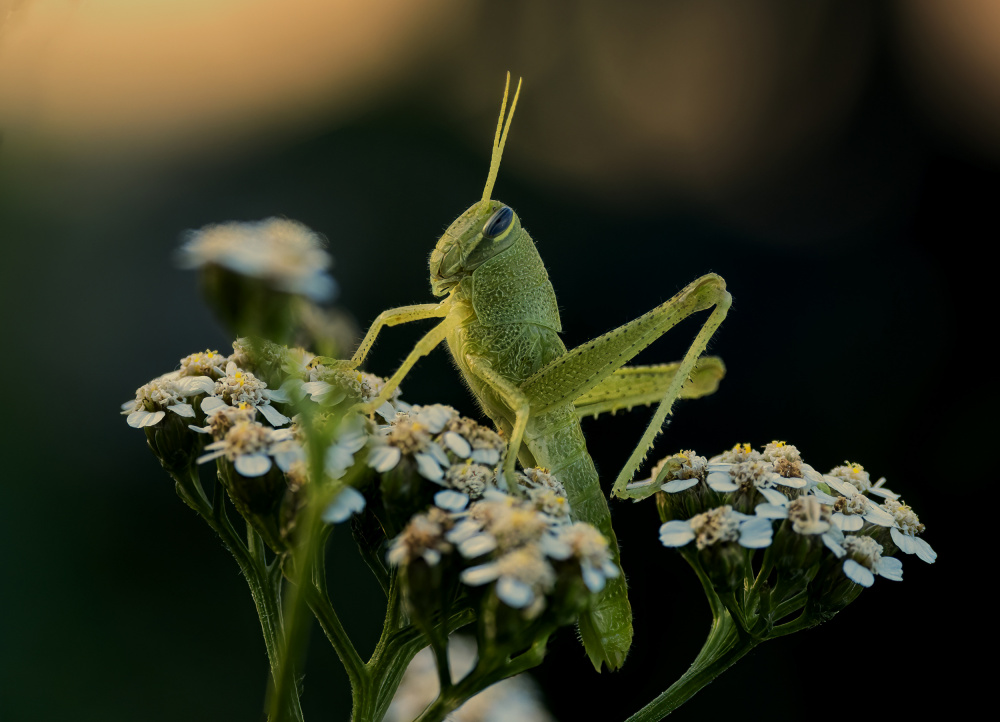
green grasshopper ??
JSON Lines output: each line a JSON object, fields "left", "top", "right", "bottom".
{"left": 348, "top": 74, "right": 732, "bottom": 671}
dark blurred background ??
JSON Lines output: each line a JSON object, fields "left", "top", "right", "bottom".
{"left": 0, "top": 1, "right": 990, "bottom": 720}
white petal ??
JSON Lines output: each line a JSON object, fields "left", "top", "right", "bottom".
{"left": 862, "top": 504, "right": 896, "bottom": 527}
{"left": 461, "top": 563, "right": 501, "bottom": 586}
{"left": 771, "top": 474, "right": 806, "bottom": 489}
{"left": 659, "top": 520, "right": 695, "bottom": 547}
{"left": 875, "top": 556, "right": 903, "bottom": 581}
{"left": 810, "top": 489, "right": 839, "bottom": 505}
{"left": 301, "top": 380, "right": 331, "bottom": 397}
{"left": 258, "top": 403, "right": 290, "bottom": 427}
{"left": 912, "top": 536, "right": 937, "bottom": 564}
{"left": 121, "top": 400, "right": 138, "bottom": 412}
{"left": 442, "top": 432, "right": 472, "bottom": 458}
{"left": 446, "top": 519, "right": 483, "bottom": 544}
{"left": 367, "top": 445, "right": 401, "bottom": 473}
{"left": 167, "top": 403, "right": 196, "bottom": 418}
{"left": 823, "top": 476, "right": 858, "bottom": 497}
{"left": 226, "top": 361, "right": 238, "bottom": 375}
{"left": 265, "top": 386, "right": 292, "bottom": 404}
{"left": 176, "top": 376, "right": 217, "bottom": 396}
{"left": 706, "top": 471, "right": 739, "bottom": 492}
{"left": 868, "top": 477, "right": 900, "bottom": 500}
{"left": 201, "top": 396, "right": 228, "bottom": 415}
{"left": 425, "top": 441, "right": 451, "bottom": 467}
{"left": 539, "top": 534, "right": 572, "bottom": 560}
{"left": 458, "top": 534, "right": 498, "bottom": 558}
{"left": 662, "top": 477, "right": 699, "bottom": 493}
{"left": 706, "top": 463, "right": 733, "bottom": 472}
{"left": 471, "top": 448, "right": 500, "bottom": 466}
{"left": 739, "top": 517, "right": 774, "bottom": 548}
{"left": 189, "top": 425, "right": 211, "bottom": 434}
{"left": 822, "top": 532, "right": 846, "bottom": 557}
{"left": 235, "top": 454, "right": 273, "bottom": 477}
{"left": 196, "top": 449, "right": 227, "bottom": 465}
{"left": 422, "top": 549, "right": 441, "bottom": 566}
{"left": 434, "top": 489, "right": 470, "bottom": 512}
{"left": 842, "top": 559, "right": 874, "bottom": 587}
{"left": 127, "top": 409, "right": 165, "bottom": 428}
{"left": 754, "top": 503, "right": 788, "bottom": 520}
{"left": 322, "top": 487, "right": 366, "bottom": 523}
{"left": 832, "top": 513, "right": 864, "bottom": 532}
{"left": 580, "top": 558, "right": 606, "bottom": 593}
{"left": 415, "top": 453, "right": 444, "bottom": 483}
{"left": 375, "top": 401, "right": 396, "bottom": 423}
{"left": 891, "top": 527, "right": 918, "bottom": 554}
{"left": 416, "top": 406, "right": 452, "bottom": 434}
{"left": 496, "top": 576, "right": 534, "bottom": 609}
{"left": 758, "top": 487, "right": 788, "bottom": 506}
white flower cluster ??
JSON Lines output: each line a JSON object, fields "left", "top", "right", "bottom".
{"left": 366, "top": 403, "right": 507, "bottom": 494}
{"left": 388, "top": 468, "right": 619, "bottom": 618}
{"left": 177, "top": 218, "right": 337, "bottom": 302}
{"left": 124, "top": 345, "right": 382, "bottom": 525}
{"left": 646, "top": 441, "right": 935, "bottom": 588}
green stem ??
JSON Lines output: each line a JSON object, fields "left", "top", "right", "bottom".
{"left": 173, "top": 468, "right": 301, "bottom": 721}
{"left": 414, "top": 636, "right": 550, "bottom": 722}
{"left": 624, "top": 613, "right": 757, "bottom": 722}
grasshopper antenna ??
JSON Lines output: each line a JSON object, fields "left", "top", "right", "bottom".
{"left": 481, "top": 72, "right": 522, "bottom": 205}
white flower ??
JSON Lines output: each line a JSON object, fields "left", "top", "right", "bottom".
{"left": 122, "top": 371, "right": 216, "bottom": 428}
{"left": 659, "top": 506, "right": 773, "bottom": 550}
{"left": 202, "top": 361, "right": 289, "bottom": 427}
{"left": 365, "top": 414, "right": 451, "bottom": 483}
{"left": 322, "top": 486, "right": 366, "bottom": 524}
{"left": 461, "top": 546, "right": 555, "bottom": 614}
{"left": 178, "top": 349, "right": 228, "bottom": 379}
{"left": 840, "top": 535, "right": 903, "bottom": 587}
{"left": 197, "top": 420, "right": 299, "bottom": 477}
{"left": 178, "top": 218, "right": 337, "bottom": 302}
{"left": 542, "top": 523, "right": 620, "bottom": 593}
{"left": 881, "top": 498, "right": 936, "bottom": 564}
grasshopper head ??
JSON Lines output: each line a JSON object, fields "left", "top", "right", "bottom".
{"left": 429, "top": 200, "right": 521, "bottom": 296}
{"left": 430, "top": 73, "right": 522, "bottom": 297}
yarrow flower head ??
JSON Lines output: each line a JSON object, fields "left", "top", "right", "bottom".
{"left": 648, "top": 440, "right": 933, "bottom": 633}
{"left": 178, "top": 218, "right": 337, "bottom": 302}
{"left": 121, "top": 371, "right": 216, "bottom": 428}
{"left": 202, "top": 361, "right": 290, "bottom": 427}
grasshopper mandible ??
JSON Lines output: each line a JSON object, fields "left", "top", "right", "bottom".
{"left": 348, "top": 74, "right": 732, "bottom": 671}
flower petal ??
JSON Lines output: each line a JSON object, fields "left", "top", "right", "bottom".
{"left": 368, "top": 445, "right": 401, "bottom": 473}
{"left": 167, "top": 403, "right": 196, "bottom": 418}
{"left": 127, "top": 409, "right": 165, "bottom": 428}
{"left": 842, "top": 559, "right": 874, "bottom": 587}
{"left": 496, "top": 576, "right": 534, "bottom": 609}
{"left": 322, "top": 487, "right": 367, "bottom": 524}
{"left": 738, "top": 517, "right": 774, "bottom": 548}
{"left": 442, "top": 431, "right": 472, "bottom": 458}
{"left": 875, "top": 556, "right": 903, "bottom": 581}
{"left": 434, "top": 489, "right": 470, "bottom": 512}
{"left": 706, "top": 471, "right": 738, "bottom": 492}
{"left": 662, "top": 477, "right": 699, "bottom": 493}
{"left": 258, "top": 403, "right": 290, "bottom": 427}
{"left": 415, "top": 453, "right": 444, "bottom": 483}
{"left": 659, "top": 520, "right": 695, "bottom": 547}
{"left": 235, "top": 454, "right": 273, "bottom": 477}
{"left": 458, "top": 534, "right": 498, "bottom": 558}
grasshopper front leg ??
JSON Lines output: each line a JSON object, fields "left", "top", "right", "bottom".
{"left": 349, "top": 302, "right": 450, "bottom": 370}
{"left": 465, "top": 355, "right": 532, "bottom": 491}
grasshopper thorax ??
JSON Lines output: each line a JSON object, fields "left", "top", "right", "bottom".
{"left": 429, "top": 200, "right": 521, "bottom": 297}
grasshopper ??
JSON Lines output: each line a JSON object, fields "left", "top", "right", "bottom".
{"left": 348, "top": 74, "right": 731, "bottom": 671}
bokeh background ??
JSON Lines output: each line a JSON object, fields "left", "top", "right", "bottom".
{"left": 1, "top": 1, "right": 991, "bottom": 720}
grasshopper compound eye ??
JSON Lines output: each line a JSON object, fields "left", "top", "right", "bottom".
{"left": 483, "top": 206, "right": 514, "bottom": 239}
